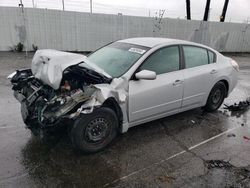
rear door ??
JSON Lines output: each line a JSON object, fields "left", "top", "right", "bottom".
{"left": 128, "top": 45, "right": 184, "bottom": 123}
{"left": 181, "top": 45, "right": 218, "bottom": 111}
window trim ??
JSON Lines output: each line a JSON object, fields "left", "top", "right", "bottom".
{"left": 132, "top": 44, "right": 182, "bottom": 79}
{"left": 181, "top": 44, "right": 217, "bottom": 69}
{"left": 207, "top": 49, "right": 216, "bottom": 63}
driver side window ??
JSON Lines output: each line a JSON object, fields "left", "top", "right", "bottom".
{"left": 140, "top": 46, "right": 180, "bottom": 75}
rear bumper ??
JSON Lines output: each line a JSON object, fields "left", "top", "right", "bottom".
{"left": 228, "top": 70, "right": 238, "bottom": 95}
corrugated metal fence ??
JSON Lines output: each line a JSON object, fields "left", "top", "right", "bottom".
{"left": 0, "top": 7, "right": 250, "bottom": 52}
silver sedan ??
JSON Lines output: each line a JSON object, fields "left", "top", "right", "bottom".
{"left": 8, "top": 38, "right": 238, "bottom": 153}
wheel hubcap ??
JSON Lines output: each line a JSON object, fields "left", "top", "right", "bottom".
{"left": 85, "top": 118, "right": 109, "bottom": 142}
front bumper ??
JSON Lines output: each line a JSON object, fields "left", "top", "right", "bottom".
{"left": 14, "top": 90, "right": 25, "bottom": 103}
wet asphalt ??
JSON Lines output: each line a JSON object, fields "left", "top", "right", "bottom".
{"left": 0, "top": 52, "right": 250, "bottom": 188}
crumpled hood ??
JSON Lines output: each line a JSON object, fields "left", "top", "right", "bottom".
{"left": 31, "top": 49, "right": 88, "bottom": 90}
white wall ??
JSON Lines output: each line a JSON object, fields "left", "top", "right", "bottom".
{"left": 0, "top": 7, "right": 250, "bottom": 52}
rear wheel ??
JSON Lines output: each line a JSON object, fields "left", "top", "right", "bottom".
{"left": 205, "top": 82, "right": 227, "bottom": 112}
{"left": 70, "top": 107, "right": 118, "bottom": 153}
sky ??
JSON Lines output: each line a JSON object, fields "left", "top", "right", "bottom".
{"left": 0, "top": 0, "right": 250, "bottom": 23}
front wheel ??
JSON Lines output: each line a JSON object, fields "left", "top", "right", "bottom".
{"left": 204, "top": 82, "right": 227, "bottom": 112}
{"left": 70, "top": 107, "right": 118, "bottom": 153}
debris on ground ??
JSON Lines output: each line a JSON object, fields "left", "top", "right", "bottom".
{"left": 243, "top": 136, "right": 250, "bottom": 141}
{"left": 206, "top": 160, "right": 232, "bottom": 169}
{"left": 158, "top": 175, "right": 175, "bottom": 183}
{"left": 191, "top": 120, "right": 195, "bottom": 124}
{"left": 227, "top": 133, "right": 236, "bottom": 137}
{"left": 224, "top": 99, "right": 250, "bottom": 111}
{"left": 192, "top": 160, "right": 250, "bottom": 187}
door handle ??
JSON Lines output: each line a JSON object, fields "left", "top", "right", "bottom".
{"left": 173, "top": 79, "right": 183, "bottom": 86}
{"left": 210, "top": 69, "right": 217, "bottom": 74}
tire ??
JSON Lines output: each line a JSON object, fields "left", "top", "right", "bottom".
{"left": 70, "top": 107, "right": 118, "bottom": 153}
{"left": 205, "top": 82, "right": 227, "bottom": 112}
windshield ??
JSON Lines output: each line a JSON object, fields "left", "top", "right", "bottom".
{"left": 86, "top": 42, "right": 150, "bottom": 77}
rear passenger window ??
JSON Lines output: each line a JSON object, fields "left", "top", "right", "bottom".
{"left": 140, "top": 46, "right": 180, "bottom": 75}
{"left": 208, "top": 50, "right": 215, "bottom": 63}
{"left": 183, "top": 46, "right": 208, "bottom": 68}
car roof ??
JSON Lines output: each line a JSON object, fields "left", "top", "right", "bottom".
{"left": 117, "top": 37, "right": 212, "bottom": 49}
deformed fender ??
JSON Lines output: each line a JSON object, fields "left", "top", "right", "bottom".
{"left": 77, "top": 77, "right": 130, "bottom": 133}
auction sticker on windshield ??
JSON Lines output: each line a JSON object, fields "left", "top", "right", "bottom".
{"left": 128, "top": 48, "right": 146, "bottom": 54}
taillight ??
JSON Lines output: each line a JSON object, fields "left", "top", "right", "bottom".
{"left": 230, "top": 59, "right": 239, "bottom": 72}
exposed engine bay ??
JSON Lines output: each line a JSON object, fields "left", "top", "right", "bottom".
{"left": 10, "top": 65, "right": 111, "bottom": 129}
{"left": 8, "top": 49, "right": 129, "bottom": 141}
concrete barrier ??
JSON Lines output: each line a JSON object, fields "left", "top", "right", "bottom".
{"left": 0, "top": 7, "right": 249, "bottom": 52}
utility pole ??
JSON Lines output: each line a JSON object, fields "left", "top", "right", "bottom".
{"left": 220, "top": 0, "right": 229, "bottom": 22}
{"left": 203, "top": 0, "right": 211, "bottom": 21}
{"left": 18, "top": 0, "right": 28, "bottom": 57}
{"left": 90, "top": 0, "right": 92, "bottom": 13}
{"left": 32, "top": 0, "right": 35, "bottom": 8}
{"left": 62, "top": 0, "right": 65, "bottom": 11}
{"left": 186, "top": 0, "right": 191, "bottom": 20}
{"left": 19, "top": 0, "right": 24, "bottom": 12}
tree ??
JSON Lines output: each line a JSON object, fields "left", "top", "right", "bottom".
{"left": 203, "top": 0, "right": 211, "bottom": 21}
{"left": 186, "top": 0, "right": 191, "bottom": 20}
{"left": 220, "top": 0, "right": 229, "bottom": 22}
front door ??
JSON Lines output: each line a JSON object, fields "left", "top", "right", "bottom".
{"left": 128, "top": 45, "right": 184, "bottom": 123}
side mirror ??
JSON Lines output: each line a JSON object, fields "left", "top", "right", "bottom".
{"left": 135, "top": 70, "right": 156, "bottom": 80}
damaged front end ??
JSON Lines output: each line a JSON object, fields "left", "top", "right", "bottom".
{"left": 8, "top": 50, "right": 113, "bottom": 135}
